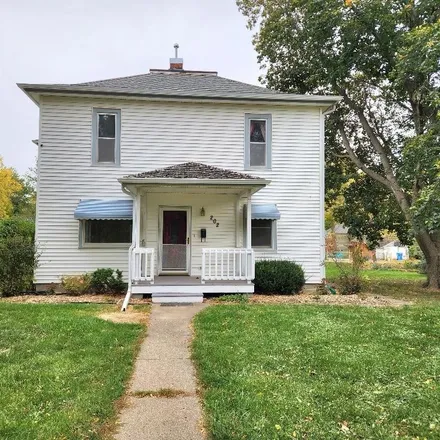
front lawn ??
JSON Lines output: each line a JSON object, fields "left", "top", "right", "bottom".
{"left": 193, "top": 305, "right": 440, "bottom": 439}
{"left": 326, "top": 261, "right": 426, "bottom": 281}
{"left": 325, "top": 262, "right": 440, "bottom": 303}
{"left": 0, "top": 303, "right": 145, "bottom": 439}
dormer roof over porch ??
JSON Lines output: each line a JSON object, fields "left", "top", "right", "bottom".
{"left": 119, "top": 162, "right": 270, "bottom": 195}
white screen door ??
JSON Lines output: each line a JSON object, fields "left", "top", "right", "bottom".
{"left": 161, "top": 209, "right": 189, "bottom": 272}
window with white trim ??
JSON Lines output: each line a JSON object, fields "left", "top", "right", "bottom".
{"left": 81, "top": 220, "right": 132, "bottom": 246}
{"left": 92, "top": 109, "right": 121, "bottom": 165}
{"left": 251, "top": 219, "right": 276, "bottom": 249}
{"left": 245, "top": 114, "right": 272, "bottom": 169}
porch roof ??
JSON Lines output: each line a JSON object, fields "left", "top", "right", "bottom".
{"left": 124, "top": 162, "right": 260, "bottom": 180}
{"left": 118, "top": 162, "right": 270, "bottom": 192}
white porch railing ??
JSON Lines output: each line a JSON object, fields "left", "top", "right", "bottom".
{"left": 202, "top": 248, "right": 255, "bottom": 283}
{"left": 122, "top": 247, "right": 154, "bottom": 312}
{"left": 131, "top": 247, "right": 155, "bottom": 284}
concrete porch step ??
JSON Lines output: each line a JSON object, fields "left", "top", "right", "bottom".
{"left": 152, "top": 292, "right": 204, "bottom": 304}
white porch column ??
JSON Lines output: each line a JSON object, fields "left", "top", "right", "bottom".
{"left": 246, "top": 191, "right": 252, "bottom": 284}
{"left": 235, "top": 196, "right": 241, "bottom": 247}
{"left": 135, "top": 192, "right": 141, "bottom": 248}
{"left": 246, "top": 191, "right": 252, "bottom": 249}
{"left": 140, "top": 192, "right": 148, "bottom": 247}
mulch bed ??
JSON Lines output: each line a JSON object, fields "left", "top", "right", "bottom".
{"left": 0, "top": 294, "right": 149, "bottom": 305}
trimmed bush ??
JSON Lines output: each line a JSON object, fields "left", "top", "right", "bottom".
{"left": 90, "top": 268, "right": 125, "bottom": 294}
{"left": 254, "top": 260, "right": 305, "bottom": 294}
{"left": 0, "top": 235, "right": 38, "bottom": 296}
{"left": 61, "top": 274, "right": 92, "bottom": 295}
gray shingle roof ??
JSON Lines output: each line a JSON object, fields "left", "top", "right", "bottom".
{"left": 19, "top": 71, "right": 342, "bottom": 104}
{"left": 77, "top": 72, "right": 278, "bottom": 96}
{"left": 125, "top": 162, "right": 260, "bottom": 180}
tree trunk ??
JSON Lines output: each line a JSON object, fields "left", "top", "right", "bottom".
{"left": 414, "top": 232, "right": 440, "bottom": 289}
{"left": 425, "top": 252, "right": 440, "bottom": 289}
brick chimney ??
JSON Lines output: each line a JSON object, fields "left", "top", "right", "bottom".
{"left": 170, "top": 43, "right": 183, "bottom": 70}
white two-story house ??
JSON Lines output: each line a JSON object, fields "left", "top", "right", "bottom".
{"left": 19, "top": 54, "right": 339, "bottom": 307}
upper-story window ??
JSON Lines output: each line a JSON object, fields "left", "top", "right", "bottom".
{"left": 245, "top": 113, "right": 272, "bottom": 170}
{"left": 92, "top": 109, "right": 121, "bottom": 165}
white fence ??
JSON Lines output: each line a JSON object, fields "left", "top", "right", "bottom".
{"left": 202, "top": 248, "right": 255, "bottom": 283}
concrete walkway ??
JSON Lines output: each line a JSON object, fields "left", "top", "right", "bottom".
{"left": 114, "top": 303, "right": 207, "bottom": 440}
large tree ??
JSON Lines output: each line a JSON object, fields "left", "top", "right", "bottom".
{"left": 11, "top": 166, "right": 37, "bottom": 219}
{"left": 0, "top": 157, "right": 22, "bottom": 219}
{"left": 238, "top": 0, "right": 440, "bottom": 287}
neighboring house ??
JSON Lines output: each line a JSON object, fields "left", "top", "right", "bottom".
{"left": 376, "top": 241, "right": 409, "bottom": 261}
{"left": 19, "top": 51, "right": 340, "bottom": 306}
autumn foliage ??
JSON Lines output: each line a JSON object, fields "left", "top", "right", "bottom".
{"left": 0, "top": 157, "right": 22, "bottom": 219}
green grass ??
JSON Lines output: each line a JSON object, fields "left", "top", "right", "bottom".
{"left": 0, "top": 303, "right": 145, "bottom": 439}
{"left": 325, "top": 261, "right": 426, "bottom": 281}
{"left": 193, "top": 305, "right": 440, "bottom": 439}
{"left": 325, "top": 262, "right": 440, "bottom": 304}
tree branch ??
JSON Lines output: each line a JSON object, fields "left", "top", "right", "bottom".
{"left": 338, "top": 123, "right": 413, "bottom": 219}
{"left": 333, "top": 153, "right": 350, "bottom": 159}
{"left": 340, "top": 90, "right": 407, "bottom": 193}
{"left": 337, "top": 125, "right": 391, "bottom": 189}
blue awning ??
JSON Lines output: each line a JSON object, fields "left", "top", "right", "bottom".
{"left": 251, "top": 204, "right": 280, "bottom": 220}
{"left": 74, "top": 199, "right": 133, "bottom": 220}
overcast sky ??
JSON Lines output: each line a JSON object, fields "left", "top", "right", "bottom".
{"left": 0, "top": 0, "right": 261, "bottom": 174}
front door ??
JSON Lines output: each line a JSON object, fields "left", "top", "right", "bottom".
{"left": 161, "top": 209, "right": 189, "bottom": 273}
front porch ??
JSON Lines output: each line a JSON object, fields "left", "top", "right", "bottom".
{"left": 119, "top": 162, "right": 271, "bottom": 310}
{"left": 131, "top": 275, "right": 254, "bottom": 303}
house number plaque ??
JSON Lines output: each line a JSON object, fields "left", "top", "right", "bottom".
{"left": 209, "top": 215, "right": 220, "bottom": 227}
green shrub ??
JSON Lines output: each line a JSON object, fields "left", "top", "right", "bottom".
{"left": 0, "top": 218, "right": 34, "bottom": 240}
{"left": 337, "top": 274, "right": 363, "bottom": 295}
{"left": 254, "top": 260, "right": 305, "bottom": 295}
{"left": 333, "top": 243, "right": 365, "bottom": 295}
{"left": 90, "top": 268, "right": 125, "bottom": 294}
{"left": 61, "top": 274, "right": 92, "bottom": 295}
{"left": 403, "top": 259, "right": 422, "bottom": 271}
{"left": 0, "top": 235, "right": 38, "bottom": 296}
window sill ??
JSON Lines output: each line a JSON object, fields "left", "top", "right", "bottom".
{"left": 80, "top": 243, "right": 131, "bottom": 249}
{"left": 91, "top": 162, "right": 120, "bottom": 167}
{"left": 244, "top": 167, "right": 272, "bottom": 172}
{"left": 253, "top": 247, "right": 277, "bottom": 253}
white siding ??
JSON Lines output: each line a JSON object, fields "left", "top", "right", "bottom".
{"left": 36, "top": 95, "right": 324, "bottom": 284}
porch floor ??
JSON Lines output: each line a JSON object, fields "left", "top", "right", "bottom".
{"left": 136, "top": 275, "right": 251, "bottom": 286}
{"left": 131, "top": 275, "right": 254, "bottom": 296}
